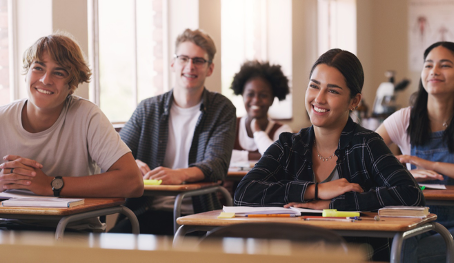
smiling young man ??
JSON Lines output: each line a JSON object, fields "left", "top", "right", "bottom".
{"left": 0, "top": 32, "right": 143, "bottom": 197}
{"left": 112, "top": 28, "right": 236, "bottom": 235}
{"left": 0, "top": 33, "right": 143, "bottom": 230}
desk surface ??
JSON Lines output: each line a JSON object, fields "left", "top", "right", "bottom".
{"left": 177, "top": 210, "right": 437, "bottom": 232}
{"left": 144, "top": 181, "right": 221, "bottom": 192}
{"left": 0, "top": 197, "right": 125, "bottom": 216}
{"left": 424, "top": 185, "right": 454, "bottom": 201}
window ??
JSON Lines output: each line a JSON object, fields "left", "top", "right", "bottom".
{"left": 0, "top": 0, "right": 10, "bottom": 106}
{"left": 221, "top": 0, "right": 292, "bottom": 120}
{"left": 317, "top": 0, "right": 357, "bottom": 55}
{"left": 90, "top": 0, "right": 167, "bottom": 123}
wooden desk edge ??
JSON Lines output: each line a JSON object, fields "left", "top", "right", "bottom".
{"left": 144, "top": 181, "right": 221, "bottom": 191}
{"left": 0, "top": 197, "right": 125, "bottom": 216}
{"left": 176, "top": 210, "right": 437, "bottom": 232}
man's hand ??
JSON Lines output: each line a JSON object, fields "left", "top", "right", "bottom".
{"left": 144, "top": 166, "right": 186, "bottom": 185}
{"left": 410, "top": 169, "right": 444, "bottom": 182}
{"left": 284, "top": 200, "right": 331, "bottom": 210}
{"left": 3, "top": 168, "right": 53, "bottom": 195}
{"left": 135, "top": 159, "right": 151, "bottom": 176}
{"left": 0, "top": 155, "right": 43, "bottom": 191}
{"left": 318, "top": 178, "right": 364, "bottom": 200}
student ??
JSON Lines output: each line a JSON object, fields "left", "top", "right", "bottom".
{"left": 230, "top": 60, "right": 293, "bottom": 162}
{"left": 112, "top": 28, "right": 236, "bottom": 235}
{"left": 376, "top": 41, "right": 454, "bottom": 263}
{"left": 234, "top": 48, "right": 424, "bottom": 260}
{"left": 0, "top": 33, "right": 144, "bottom": 229}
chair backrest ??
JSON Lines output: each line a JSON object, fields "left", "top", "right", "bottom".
{"left": 200, "top": 222, "right": 347, "bottom": 249}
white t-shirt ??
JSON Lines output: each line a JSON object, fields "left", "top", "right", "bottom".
{"left": 0, "top": 95, "right": 130, "bottom": 177}
{"left": 0, "top": 95, "right": 130, "bottom": 230}
{"left": 231, "top": 116, "right": 293, "bottom": 163}
{"left": 383, "top": 106, "right": 412, "bottom": 169}
{"left": 152, "top": 101, "right": 201, "bottom": 214}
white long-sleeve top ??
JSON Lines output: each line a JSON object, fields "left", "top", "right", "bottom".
{"left": 231, "top": 116, "right": 293, "bottom": 163}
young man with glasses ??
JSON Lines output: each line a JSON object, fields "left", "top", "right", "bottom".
{"left": 112, "top": 28, "right": 236, "bottom": 235}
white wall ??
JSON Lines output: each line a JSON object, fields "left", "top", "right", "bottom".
{"left": 13, "top": 0, "right": 416, "bottom": 131}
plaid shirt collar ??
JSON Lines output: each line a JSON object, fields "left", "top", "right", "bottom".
{"left": 163, "top": 88, "right": 209, "bottom": 116}
{"left": 293, "top": 117, "right": 357, "bottom": 160}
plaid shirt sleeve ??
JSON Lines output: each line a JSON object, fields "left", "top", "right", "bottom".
{"left": 189, "top": 94, "right": 237, "bottom": 182}
{"left": 330, "top": 133, "right": 425, "bottom": 211}
{"left": 234, "top": 132, "right": 314, "bottom": 206}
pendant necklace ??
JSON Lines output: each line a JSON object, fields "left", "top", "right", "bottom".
{"left": 314, "top": 139, "right": 336, "bottom": 162}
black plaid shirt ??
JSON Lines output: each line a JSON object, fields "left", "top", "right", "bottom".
{"left": 234, "top": 118, "right": 425, "bottom": 211}
{"left": 120, "top": 88, "right": 236, "bottom": 182}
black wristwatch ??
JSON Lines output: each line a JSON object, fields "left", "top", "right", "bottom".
{"left": 51, "top": 176, "right": 64, "bottom": 197}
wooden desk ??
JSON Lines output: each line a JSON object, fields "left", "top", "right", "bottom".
{"left": 175, "top": 210, "right": 454, "bottom": 263}
{"left": 226, "top": 170, "right": 248, "bottom": 181}
{"left": 424, "top": 185, "right": 454, "bottom": 206}
{"left": 0, "top": 198, "right": 139, "bottom": 239}
{"left": 143, "top": 182, "right": 233, "bottom": 233}
{"left": 0, "top": 231, "right": 366, "bottom": 262}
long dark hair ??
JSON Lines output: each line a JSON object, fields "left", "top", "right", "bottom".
{"left": 408, "top": 41, "right": 454, "bottom": 152}
{"left": 309, "top": 48, "right": 364, "bottom": 98}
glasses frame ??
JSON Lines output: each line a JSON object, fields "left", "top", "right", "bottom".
{"left": 174, "top": 54, "right": 212, "bottom": 66}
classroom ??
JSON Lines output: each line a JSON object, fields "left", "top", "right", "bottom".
{"left": 0, "top": 0, "right": 454, "bottom": 262}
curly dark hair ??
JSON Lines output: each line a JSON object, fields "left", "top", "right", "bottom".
{"left": 230, "top": 60, "right": 290, "bottom": 101}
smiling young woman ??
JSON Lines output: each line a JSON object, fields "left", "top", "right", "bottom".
{"left": 234, "top": 49, "right": 424, "bottom": 261}
{"left": 230, "top": 60, "right": 292, "bottom": 162}
{"left": 376, "top": 41, "right": 454, "bottom": 263}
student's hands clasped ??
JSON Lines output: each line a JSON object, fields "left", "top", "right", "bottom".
{"left": 0, "top": 155, "right": 53, "bottom": 195}
{"left": 396, "top": 155, "right": 444, "bottom": 182}
{"left": 284, "top": 178, "right": 364, "bottom": 209}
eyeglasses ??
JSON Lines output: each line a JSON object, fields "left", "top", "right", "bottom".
{"left": 174, "top": 55, "right": 211, "bottom": 66}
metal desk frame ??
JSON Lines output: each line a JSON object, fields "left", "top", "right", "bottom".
{"left": 144, "top": 186, "right": 233, "bottom": 233}
{"left": 174, "top": 220, "right": 454, "bottom": 263}
{"left": 0, "top": 205, "right": 139, "bottom": 239}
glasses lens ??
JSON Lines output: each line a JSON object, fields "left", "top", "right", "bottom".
{"left": 176, "top": 56, "right": 188, "bottom": 64}
{"left": 192, "top": 58, "right": 207, "bottom": 65}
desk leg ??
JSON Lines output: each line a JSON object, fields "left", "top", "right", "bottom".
{"left": 390, "top": 222, "right": 454, "bottom": 263}
{"left": 432, "top": 222, "right": 454, "bottom": 263}
{"left": 119, "top": 206, "right": 140, "bottom": 234}
{"left": 173, "top": 187, "right": 233, "bottom": 233}
{"left": 173, "top": 225, "right": 215, "bottom": 247}
{"left": 217, "top": 186, "right": 233, "bottom": 206}
{"left": 390, "top": 232, "right": 404, "bottom": 263}
{"left": 55, "top": 206, "right": 140, "bottom": 239}
{"left": 174, "top": 193, "right": 185, "bottom": 233}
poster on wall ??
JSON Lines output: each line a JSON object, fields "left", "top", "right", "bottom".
{"left": 409, "top": 0, "right": 454, "bottom": 71}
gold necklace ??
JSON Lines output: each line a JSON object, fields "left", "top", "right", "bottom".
{"left": 314, "top": 140, "right": 336, "bottom": 162}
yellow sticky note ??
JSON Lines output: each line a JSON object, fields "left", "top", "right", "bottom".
{"left": 143, "top": 179, "right": 162, "bottom": 185}
{"left": 218, "top": 212, "right": 235, "bottom": 219}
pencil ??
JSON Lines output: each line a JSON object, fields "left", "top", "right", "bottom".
{"left": 245, "top": 214, "right": 299, "bottom": 217}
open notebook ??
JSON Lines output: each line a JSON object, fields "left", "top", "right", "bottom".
{"left": 223, "top": 206, "right": 323, "bottom": 216}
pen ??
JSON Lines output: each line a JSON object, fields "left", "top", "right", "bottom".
{"left": 305, "top": 217, "right": 354, "bottom": 222}
{"left": 245, "top": 214, "right": 299, "bottom": 217}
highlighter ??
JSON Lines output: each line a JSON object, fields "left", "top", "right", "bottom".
{"left": 322, "top": 209, "right": 360, "bottom": 218}
{"left": 143, "top": 179, "right": 162, "bottom": 185}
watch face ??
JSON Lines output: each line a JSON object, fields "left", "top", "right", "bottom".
{"left": 52, "top": 178, "right": 64, "bottom": 189}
